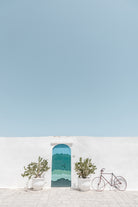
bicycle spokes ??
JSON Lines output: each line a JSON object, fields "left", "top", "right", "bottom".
{"left": 114, "top": 176, "right": 127, "bottom": 191}
{"left": 92, "top": 177, "right": 105, "bottom": 192}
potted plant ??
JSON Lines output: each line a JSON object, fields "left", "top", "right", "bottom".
{"left": 21, "top": 156, "right": 50, "bottom": 190}
{"left": 75, "top": 157, "right": 97, "bottom": 191}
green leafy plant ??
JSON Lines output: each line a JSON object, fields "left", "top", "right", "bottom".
{"left": 21, "top": 156, "right": 50, "bottom": 180}
{"left": 75, "top": 157, "right": 97, "bottom": 178}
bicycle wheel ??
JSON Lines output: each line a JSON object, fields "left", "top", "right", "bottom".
{"left": 91, "top": 177, "right": 105, "bottom": 192}
{"left": 114, "top": 176, "right": 127, "bottom": 191}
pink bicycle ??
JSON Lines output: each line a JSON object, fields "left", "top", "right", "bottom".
{"left": 92, "top": 168, "right": 127, "bottom": 191}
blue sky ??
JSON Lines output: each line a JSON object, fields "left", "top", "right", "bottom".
{"left": 0, "top": 0, "right": 138, "bottom": 136}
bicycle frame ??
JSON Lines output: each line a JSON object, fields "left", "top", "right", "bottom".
{"left": 100, "top": 172, "right": 121, "bottom": 187}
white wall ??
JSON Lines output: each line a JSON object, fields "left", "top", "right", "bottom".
{"left": 0, "top": 136, "right": 138, "bottom": 190}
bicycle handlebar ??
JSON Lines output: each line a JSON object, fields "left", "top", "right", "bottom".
{"left": 101, "top": 168, "right": 105, "bottom": 172}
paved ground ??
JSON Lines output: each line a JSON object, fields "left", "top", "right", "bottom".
{"left": 0, "top": 188, "right": 138, "bottom": 207}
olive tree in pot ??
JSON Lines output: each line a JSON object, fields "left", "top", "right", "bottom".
{"left": 21, "top": 156, "right": 50, "bottom": 190}
{"left": 75, "top": 157, "right": 97, "bottom": 191}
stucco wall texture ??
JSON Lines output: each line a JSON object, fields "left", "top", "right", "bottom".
{"left": 0, "top": 137, "right": 138, "bottom": 190}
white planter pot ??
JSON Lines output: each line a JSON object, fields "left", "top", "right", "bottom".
{"left": 78, "top": 177, "right": 91, "bottom": 191}
{"left": 32, "top": 178, "right": 46, "bottom": 190}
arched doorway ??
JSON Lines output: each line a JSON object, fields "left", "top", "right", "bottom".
{"left": 51, "top": 144, "right": 71, "bottom": 187}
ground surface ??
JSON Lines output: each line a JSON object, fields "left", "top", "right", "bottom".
{"left": 0, "top": 188, "right": 138, "bottom": 207}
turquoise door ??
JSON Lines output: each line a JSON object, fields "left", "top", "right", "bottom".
{"left": 51, "top": 144, "right": 71, "bottom": 187}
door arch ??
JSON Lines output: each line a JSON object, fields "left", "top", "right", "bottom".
{"left": 51, "top": 144, "right": 71, "bottom": 187}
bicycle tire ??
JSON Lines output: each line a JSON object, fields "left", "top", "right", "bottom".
{"left": 114, "top": 176, "right": 127, "bottom": 191}
{"left": 91, "top": 177, "right": 105, "bottom": 192}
